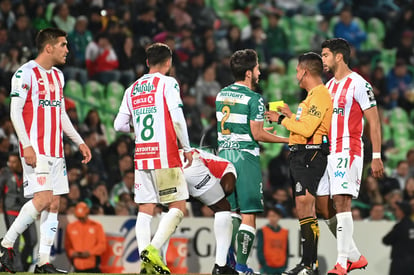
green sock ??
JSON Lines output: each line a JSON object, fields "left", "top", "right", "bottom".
{"left": 236, "top": 225, "right": 255, "bottom": 265}
{"left": 231, "top": 216, "right": 241, "bottom": 249}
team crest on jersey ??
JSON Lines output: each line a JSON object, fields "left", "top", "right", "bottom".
{"left": 21, "top": 83, "right": 29, "bottom": 90}
{"left": 37, "top": 176, "right": 47, "bottom": 186}
{"left": 49, "top": 83, "right": 55, "bottom": 93}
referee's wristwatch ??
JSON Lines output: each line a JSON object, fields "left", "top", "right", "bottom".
{"left": 277, "top": 115, "right": 286, "bottom": 125}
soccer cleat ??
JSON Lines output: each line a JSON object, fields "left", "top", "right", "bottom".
{"left": 347, "top": 255, "right": 367, "bottom": 272}
{"left": 0, "top": 239, "right": 16, "bottom": 273}
{"left": 34, "top": 263, "right": 67, "bottom": 274}
{"left": 212, "top": 263, "right": 238, "bottom": 274}
{"left": 282, "top": 263, "right": 314, "bottom": 275}
{"left": 140, "top": 261, "right": 155, "bottom": 274}
{"left": 227, "top": 246, "right": 236, "bottom": 269}
{"left": 235, "top": 263, "right": 260, "bottom": 275}
{"left": 140, "top": 245, "right": 171, "bottom": 274}
{"left": 327, "top": 263, "right": 347, "bottom": 275}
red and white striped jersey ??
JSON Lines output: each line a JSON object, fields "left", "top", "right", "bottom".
{"left": 326, "top": 72, "right": 376, "bottom": 156}
{"left": 10, "top": 60, "right": 65, "bottom": 158}
{"left": 118, "top": 72, "right": 183, "bottom": 169}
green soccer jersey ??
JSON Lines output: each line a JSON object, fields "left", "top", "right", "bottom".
{"left": 215, "top": 83, "right": 265, "bottom": 156}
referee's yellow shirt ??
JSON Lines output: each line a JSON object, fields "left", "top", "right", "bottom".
{"left": 282, "top": 84, "right": 333, "bottom": 145}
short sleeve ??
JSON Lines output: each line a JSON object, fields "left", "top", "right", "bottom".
{"left": 354, "top": 78, "right": 376, "bottom": 111}
{"left": 165, "top": 77, "right": 183, "bottom": 111}
{"left": 248, "top": 94, "right": 265, "bottom": 121}
{"left": 10, "top": 67, "right": 31, "bottom": 101}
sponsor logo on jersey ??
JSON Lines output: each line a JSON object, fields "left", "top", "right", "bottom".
{"left": 39, "top": 99, "right": 62, "bottom": 107}
{"left": 333, "top": 107, "right": 344, "bottom": 116}
{"left": 308, "top": 105, "right": 321, "bottom": 118}
{"left": 22, "top": 83, "right": 29, "bottom": 90}
{"left": 194, "top": 175, "right": 211, "bottom": 189}
{"left": 135, "top": 142, "right": 160, "bottom": 159}
{"left": 334, "top": 171, "right": 345, "bottom": 178}
{"left": 132, "top": 82, "right": 155, "bottom": 95}
{"left": 132, "top": 93, "right": 155, "bottom": 109}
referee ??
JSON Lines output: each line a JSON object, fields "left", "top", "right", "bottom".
{"left": 265, "top": 52, "right": 333, "bottom": 275}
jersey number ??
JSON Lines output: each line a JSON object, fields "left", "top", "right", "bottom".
{"left": 136, "top": 114, "right": 154, "bottom": 141}
{"left": 221, "top": 106, "right": 231, "bottom": 134}
{"left": 337, "top": 157, "right": 348, "bottom": 168}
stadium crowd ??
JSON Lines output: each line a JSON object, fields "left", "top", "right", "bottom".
{"left": 1, "top": 0, "right": 414, "bottom": 221}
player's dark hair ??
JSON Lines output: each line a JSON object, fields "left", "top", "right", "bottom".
{"left": 146, "top": 43, "right": 172, "bottom": 67}
{"left": 230, "top": 49, "right": 258, "bottom": 81}
{"left": 298, "top": 52, "right": 323, "bottom": 76}
{"left": 321, "top": 38, "right": 351, "bottom": 65}
{"left": 35, "top": 28, "right": 67, "bottom": 52}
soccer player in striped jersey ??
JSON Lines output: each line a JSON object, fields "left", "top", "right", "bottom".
{"left": 0, "top": 28, "right": 92, "bottom": 274}
{"left": 316, "top": 38, "right": 384, "bottom": 275}
{"left": 114, "top": 42, "right": 192, "bottom": 274}
{"left": 216, "top": 49, "right": 288, "bottom": 274}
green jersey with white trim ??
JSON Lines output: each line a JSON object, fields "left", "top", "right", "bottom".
{"left": 215, "top": 83, "right": 265, "bottom": 156}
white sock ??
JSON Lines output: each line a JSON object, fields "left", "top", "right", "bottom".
{"left": 159, "top": 211, "right": 170, "bottom": 264}
{"left": 336, "top": 212, "right": 353, "bottom": 268}
{"left": 136, "top": 212, "right": 153, "bottom": 254}
{"left": 3, "top": 200, "right": 39, "bottom": 247}
{"left": 151, "top": 208, "right": 183, "bottom": 249}
{"left": 214, "top": 211, "right": 232, "bottom": 266}
{"left": 326, "top": 216, "right": 361, "bottom": 261}
{"left": 38, "top": 211, "right": 58, "bottom": 266}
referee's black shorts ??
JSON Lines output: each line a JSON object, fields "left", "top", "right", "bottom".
{"left": 288, "top": 148, "right": 327, "bottom": 197}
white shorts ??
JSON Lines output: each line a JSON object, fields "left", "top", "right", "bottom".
{"left": 134, "top": 167, "right": 189, "bottom": 204}
{"left": 184, "top": 160, "right": 236, "bottom": 206}
{"left": 316, "top": 152, "right": 363, "bottom": 199}
{"left": 22, "top": 155, "right": 69, "bottom": 198}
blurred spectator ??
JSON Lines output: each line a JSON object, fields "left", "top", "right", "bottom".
{"left": 256, "top": 206, "right": 289, "bottom": 275}
{"left": 0, "top": 27, "right": 10, "bottom": 55}
{"left": 0, "top": 86, "right": 9, "bottom": 119}
{"left": 195, "top": 63, "right": 220, "bottom": 112}
{"left": 187, "top": 0, "right": 217, "bottom": 33}
{"left": 85, "top": 32, "right": 120, "bottom": 85}
{"left": 114, "top": 200, "right": 130, "bottom": 216}
{"left": 385, "top": 6, "right": 414, "bottom": 49}
{"left": 52, "top": 3, "right": 76, "bottom": 34}
{"left": 182, "top": 91, "right": 203, "bottom": 146}
{"left": 382, "top": 200, "right": 414, "bottom": 275}
{"left": 370, "top": 64, "right": 389, "bottom": 108}
{"left": 86, "top": 6, "right": 104, "bottom": 34}
{"left": 79, "top": 109, "right": 108, "bottom": 150}
{"left": 75, "top": 130, "right": 107, "bottom": 182}
{"left": 311, "top": 16, "right": 331, "bottom": 52}
{"left": 334, "top": 7, "right": 367, "bottom": 50}
{"left": 266, "top": 11, "right": 291, "bottom": 64}
{"left": 0, "top": 47, "right": 23, "bottom": 86}
{"left": 351, "top": 207, "right": 363, "bottom": 221}
{"left": 243, "top": 24, "right": 270, "bottom": 67}
{"left": 0, "top": 0, "right": 15, "bottom": 29}
{"left": 8, "top": 14, "right": 35, "bottom": 56}
{"left": 215, "top": 49, "right": 234, "bottom": 88}
{"left": 132, "top": 5, "right": 160, "bottom": 42}
{"left": 403, "top": 177, "right": 414, "bottom": 201}
{"left": 87, "top": 182, "right": 115, "bottom": 215}
{"left": 365, "top": 203, "right": 386, "bottom": 221}
{"left": 106, "top": 153, "right": 133, "bottom": 192}
{"left": 67, "top": 181, "right": 82, "bottom": 206}
{"left": 225, "top": 25, "right": 243, "bottom": 53}
{"left": 64, "top": 15, "right": 92, "bottom": 85}
{"left": 103, "top": 136, "right": 133, "bottom": 176}
{"left": 0, "top": 136, "right": 9, "bottom": 168}
{"left": 0, "top": 153, "right": 37, "bottom": 271}
{"left": 203, "top": 36, "right": 218, "bottom": 66}
{"left": 109, "top": 169, "right": 134, "bottom": 207}
{"left": 407, "top": 149, "right": 414, "bottom": 177}
{"left": 353, "top": 57, "right": 372, "bottom": 82}
{"left": 177, "top": 50, "right": 205, "bottom": 87}
{"left": 384, "top": 189, "right": 404, "bottom": 221}
{"left": 32, "top": 4, "right": 53, "bottom": 31}
{"left": 386, "top": 58, "right": 413, "bottom": 111}
{"left": 269, "top": 187, "right": 294, "bottom": 218}
{"left": 118, "top": 192, "right": 136, "bottom": 215}
{"left": 391, "top": 160, "right": 410, "bottom": 190}
{"left": 116, "top": 35, "right": 138, "bottom": 87}
{"left": 0, "top": 116, "right": 18, "bottom": 152}
{"left": 267, "top": 144, "right": 291, "bottom": 191}
{"left": 396, "top": 30, "right": 414, "bottom": 66}
{"left": 65, "top": 202, "right": 107, "bottom": 272}
{"left": 170, "top": 0, "right": 192, "bottom": 29}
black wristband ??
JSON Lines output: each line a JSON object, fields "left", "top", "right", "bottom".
{"left": 277, "top": 115, "right": 286, "bottom": 124}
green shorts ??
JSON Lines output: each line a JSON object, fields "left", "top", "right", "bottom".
{"left": 219, "top": 150, "right": 264, "bottom": 213}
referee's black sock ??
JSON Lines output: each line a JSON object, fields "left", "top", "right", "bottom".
{"left": 299, "top": 217, "right": 318, "bottom": 268}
